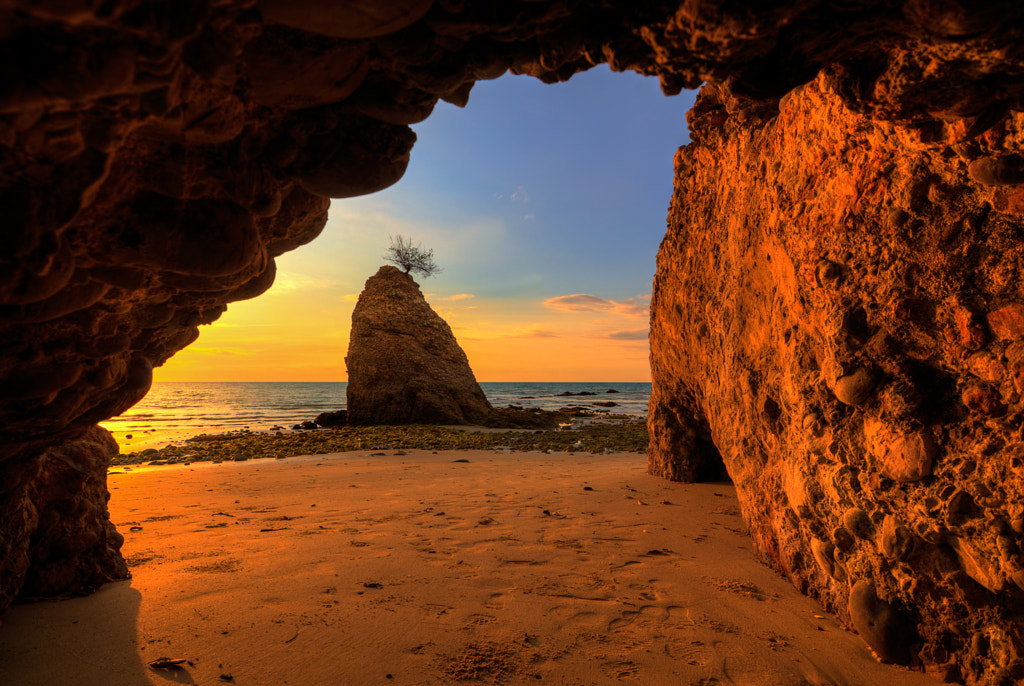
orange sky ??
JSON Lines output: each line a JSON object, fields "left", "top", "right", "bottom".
{"left": 153, "top": 255, "right": 653, "bottom": 382}
{"left": 153, "top": 68, "right": 692, "bottom": 383}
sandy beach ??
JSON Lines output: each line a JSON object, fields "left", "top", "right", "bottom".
{"left": 0, "top": 450, "right": 936, "bottom": 686}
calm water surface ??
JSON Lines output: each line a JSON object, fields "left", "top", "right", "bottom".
{"left": 100, "top": 382, "right": 651, "bottom": 452}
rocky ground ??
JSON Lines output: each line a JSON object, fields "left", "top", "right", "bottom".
{"left": 111, "top": 418, "right": 649, "bottom": 467}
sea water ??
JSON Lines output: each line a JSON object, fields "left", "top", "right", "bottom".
{"left": 99, "top": 381, "right": 651, "bottom": 451}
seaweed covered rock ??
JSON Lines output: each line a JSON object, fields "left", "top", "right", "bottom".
{"left": 345, "top": 266, "right": 494, "bottom": 426}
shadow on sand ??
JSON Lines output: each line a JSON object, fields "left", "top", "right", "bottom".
{"left": 0, "top": 581, "right": 183, "bottom": 686}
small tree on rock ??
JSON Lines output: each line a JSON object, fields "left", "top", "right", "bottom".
{"left": 384, "top": 234, "right": 442, "bottom": 278}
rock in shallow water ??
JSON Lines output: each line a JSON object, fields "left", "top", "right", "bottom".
{"left": 314, "top": 410, "right": 348, "bottom": 427}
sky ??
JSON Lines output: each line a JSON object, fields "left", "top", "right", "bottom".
{"left": 155, "top": 66, "right": 697, "bottom": 382}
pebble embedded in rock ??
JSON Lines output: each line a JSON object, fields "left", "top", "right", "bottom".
{"left": 810, "top": 537, "right": 837, "bottom": 578}
{"left": 961, "top": 383, "right": 1007, "bottom": 417}
{"left": 968, "top": 155, "right": 1024, "bottom": 186}
{"left": 842, "top": 508, "right": 873, "bottom": 539}
{"left": 965, "top": 350, "right": 1005, "bottom": 383}
{"left": 832, "top": 525, "right": 856, "bottom": 553}
{"left": 863, "top": 417, "right": 937, "bottom": 483}
{"left": 833, "top": 367, "right": 879, "bottom": 406}
{"left": 814, "top": 258, "right": 843, "bottom": 286}
{"left": 848, "top": 580, "right": 910, "bottom": 665}
{"left": 986, "top": 303, "right": 1024, "bottom": 340}
{"left": 878, "top": 514, "right": 914, "bottom": 561}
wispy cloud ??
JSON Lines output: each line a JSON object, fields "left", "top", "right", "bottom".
{"left": 513, "top": 328, "right": 559, "bottom": 338}
{"left": 543, "top": 293, "right": 650, "bottom": 318}
{"left": 607, "top": 329, "right": 649, "bottom": 340}
{"left": 494, "top": 185, "right": 530, "bottom": 203}
{"left": 440, "top": 293, "right": 475, "bottom": 301}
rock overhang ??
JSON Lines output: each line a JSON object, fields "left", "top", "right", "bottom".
{"left": 2, "top": 2, "right": 1024, "bottom": 682}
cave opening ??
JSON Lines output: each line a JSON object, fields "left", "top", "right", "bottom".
{"left": 148, "top": 65, "right": 696, "bottom": 388}
{"left": 3, "top": 2, "right": 1024, "bottom": 682}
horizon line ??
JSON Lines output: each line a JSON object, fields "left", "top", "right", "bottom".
{"left": 148, "top": 379, "right": 653, "bottom": 384}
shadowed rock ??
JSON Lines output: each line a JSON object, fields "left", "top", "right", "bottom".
{"left": 1, "top": 426, "right": 127, "bottom": 609}
{"left": 314, "top": 410, "right": 348, "bottom": 428}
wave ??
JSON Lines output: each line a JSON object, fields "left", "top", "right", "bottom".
{"left": 99, "top": 381, "right": 650, "bottom": 442}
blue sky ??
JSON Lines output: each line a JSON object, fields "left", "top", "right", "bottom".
{"left": 157, "top": 65, "right": 697, "bottom": 382}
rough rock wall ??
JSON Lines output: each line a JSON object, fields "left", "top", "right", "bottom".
{"left": 649, "top": 74, "right": 1024, "bottom": 683}
{"left": 345, "top": 266, "right": 494, "bottom": 426}
{"left": 4, "top": 2, "right": 1024, "bottom": 682}
{"left": 0, "top": 425, "right": 126, "bottom": 606}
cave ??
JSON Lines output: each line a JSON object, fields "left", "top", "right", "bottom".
{"left": 2, "top": 1, "right": 1024, "bottom": 683}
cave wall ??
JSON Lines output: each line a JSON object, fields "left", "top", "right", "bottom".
{"left": 650, "top": 74, "right": 1024, "bottom": 682}
{"left": 0, "top": 425, "right": 127, "bottom": 606}
{"left": 4, "top": 2, "right": 1024, "bottom": 683}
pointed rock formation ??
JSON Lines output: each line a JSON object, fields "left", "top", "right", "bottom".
{"left": 345, "top": 266, "right": 494, "bottom": 426}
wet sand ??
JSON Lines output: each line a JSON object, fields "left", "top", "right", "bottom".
{"left": 0, "top": 450, "right": 937, "bottom": 685}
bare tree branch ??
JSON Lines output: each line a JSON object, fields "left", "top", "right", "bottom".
{"left": 384, "top": 234, "right": 442, "bottom": 278}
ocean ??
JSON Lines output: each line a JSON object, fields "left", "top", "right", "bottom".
{"left": 99, "top": 381, "right": 651, "bottom": 452}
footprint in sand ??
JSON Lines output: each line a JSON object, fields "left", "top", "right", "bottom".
{"left": 610, "top": 559, "right": 643, "bottom": 572}
{"left": 466, "top": 613, "right": 497, "bottom": 626}
{"left": 548, "top": 605, "right": 604, "bottom": 630}
{"left": 664, "top": 639, "right": 711, "bottom": 666}
{"left": 499, "top": 558, "right": 543, "bottom": 567}
{"left": 605, "top": 604, "right": 698, "bottom": 652}
{"left": 143, "top": 514, "right": 183, "bottom": 522}
{"left": 607, "top": 605, "right": 667, "bottom": 633}
{"left": 532, "top": 578, "right": 615, "bottom": 602}
{"left": 601, "top": 659, "right": 640, "bottom": 680}
{"left": 703, "top": 576, "right": 777, "bottom": 601}
{"left": 124, "top": 551, "right": 162, "bottom": 567}
{"left": 757, "top": 630, "right": 791, "bottom": 651}
{"left": 420, "top": 603, "right": 453, "bottom": 619}
{"left": 187, "top": 558, "right": 241, "bottom": 573}
{"left": 698, "top": 615, "right": 741, "bottom": 635}
{"left": 484, "top": 592, "right": 507, "bottom": 610}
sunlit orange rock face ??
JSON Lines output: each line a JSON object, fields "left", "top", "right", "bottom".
{"left": 650, "top": 74, "right": 1024, "bottom": 685}
{"left": 4, "top": 1, "right": 1024, "bottom": 683}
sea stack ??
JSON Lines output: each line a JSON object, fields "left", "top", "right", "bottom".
{"left": 345, "top": 266, "right": 494, "bottom": 426}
